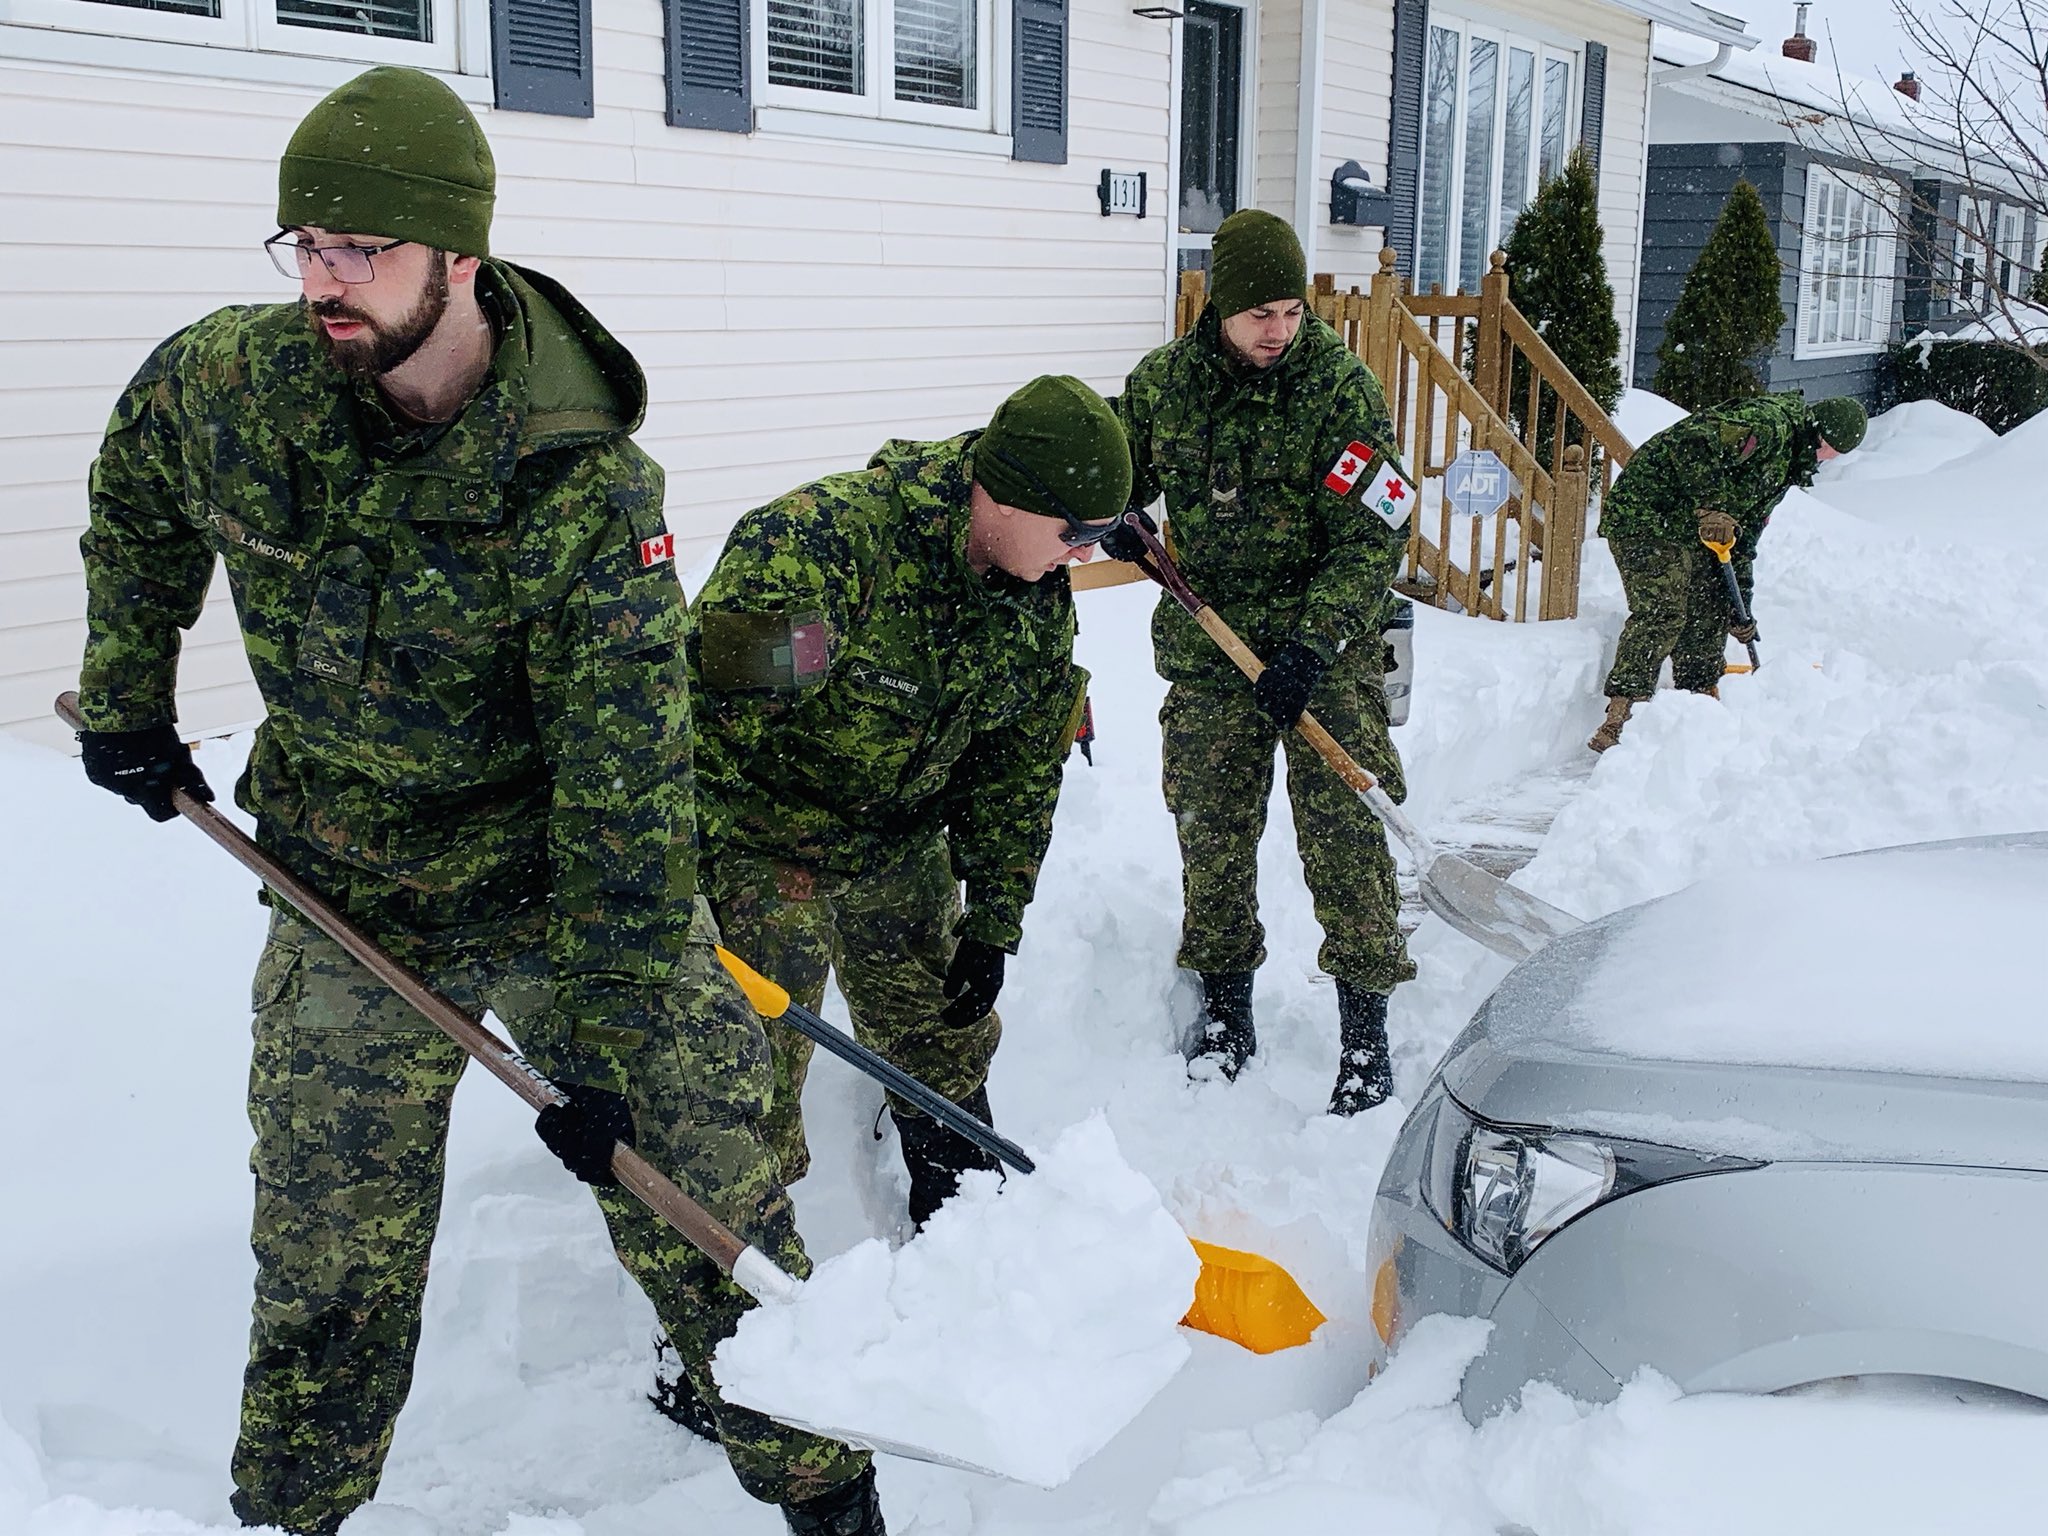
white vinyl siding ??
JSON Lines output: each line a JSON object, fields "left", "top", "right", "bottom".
{"left": 0, "top": 0, "right": 1171, "bottom": 749}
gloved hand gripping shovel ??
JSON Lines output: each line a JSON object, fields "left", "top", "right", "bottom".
{"left": 1701, "top": 532, "right": 1761, "bottom": 673}
{"left": 711, "top": 946, "right": 1329, "bottom": 1354}
{"left": 53, "top": 690, "right": 1015, "bottom": 1480}
{"left": 1115, "top": 516, "right": 1582, "bottom": 963}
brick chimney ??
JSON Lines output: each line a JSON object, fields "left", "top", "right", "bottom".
{"left": 1783, "top": 1, "right": 1817, "bottom": 63}
{"left": 1895, "top": 69, "right": 1923, "bottom": 101}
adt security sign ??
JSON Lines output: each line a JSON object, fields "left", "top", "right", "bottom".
{"left": 1446, "top": 449, "right": 1510, "bottom": 517}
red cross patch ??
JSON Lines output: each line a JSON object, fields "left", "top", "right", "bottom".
{"left": 639, "top": 532, "right": 676, "bottom": 567}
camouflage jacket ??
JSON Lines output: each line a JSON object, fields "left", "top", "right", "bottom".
{"left": 1600, "top": 392, "right": 1820, "bottom": 555}
{"left": 688, "top": 434, "right": 1085, "bottom": 953}
{"left": 1116, "top": 306, "right": 1408, "bottom": 683}
{"left": 78, "top": 263, "right": 696, "bottom": 982}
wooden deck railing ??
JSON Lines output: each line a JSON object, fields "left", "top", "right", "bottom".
{"left": 1074, "top": 246, "right": 1633, "bottom": 622}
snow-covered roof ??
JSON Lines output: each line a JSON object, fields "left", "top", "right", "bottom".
{"left": 1610, "top": 0, "right": 1757, "bottom": 50}
{"left": 1651, "top": 23, "right": 2020, "bottom": 189}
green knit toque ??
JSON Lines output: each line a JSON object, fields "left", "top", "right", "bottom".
{"left": 1209, "top": 208, "right": 1308, "bottom": 318}
{"left": 976, "top": 376, "right": 1133, "bottom": 525}
{"left": 278, "top": 66, "right": 496, "bottom": 257}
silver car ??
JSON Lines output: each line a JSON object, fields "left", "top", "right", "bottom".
{"left": 1365, "top": 833, "right": 2048, "bottom": 1420}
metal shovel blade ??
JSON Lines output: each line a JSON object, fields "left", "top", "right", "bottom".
{"left": 746, "top": 1408, "right": 1048, "bottom": 1485}
{"left": 1417, "top": 849, "right": 1583, "bottom": 963}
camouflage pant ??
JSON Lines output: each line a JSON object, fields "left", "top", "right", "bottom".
{"left": 230, "top": 897, "right": 867, "bottom": 1536}
{"left": 1605, "top": 534, "right": 1754, "bottom": 697}
{"left": 1161, "top": 648, "right": 1415, "bottom": 992}
{"left": 707, "top": 836, "right": 997, "bottom": 1185}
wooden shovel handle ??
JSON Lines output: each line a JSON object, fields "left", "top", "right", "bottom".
{"left": 1191, "top": 608, "right": 1382, "bottom": 799}
{"left": 55, "top": 690, "right": 755, "bottom": 1280}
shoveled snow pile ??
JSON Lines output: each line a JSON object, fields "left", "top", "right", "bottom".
{"left": 712, "top": 1115, "right": 1199, "bottom": 1488}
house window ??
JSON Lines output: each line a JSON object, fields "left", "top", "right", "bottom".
{"left": 1415, "top": 15, "right": 1576, "bottom": 295}
{"left": 1995, "top": 203, "right": 2030, "bottom": 296}
{"left": 1797, "top": 164, "right": 1898, "bottom": 357}
{"left": 1953, "top": 195, "right": 1992, "bottom": 309}
{"left": 1178, "top": 0, "right": 1244, "bottom": 236}
{"left": 10, "top": 0, "right": 460, "bottom": 66}
{"left": 757, "top": 0, "right": 994, "bottom": 126}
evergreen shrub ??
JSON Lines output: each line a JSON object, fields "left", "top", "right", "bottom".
{"left": 1652, "top": 179, "right": 1786, "bottom": 409}
{"left": 1880, "top": 338, "right": 2048, "bottom": 433}
{"left": 1497, "top": 147, "right": 1622, "bottom": 465}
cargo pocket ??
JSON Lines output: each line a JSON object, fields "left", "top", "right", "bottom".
{"left": 246, "top": 937, "right": 304, "bottom": 1190}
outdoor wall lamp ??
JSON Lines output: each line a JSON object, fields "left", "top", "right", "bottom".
{"left": 1330, "top": 159, "right": 1393, "bottom": 226}
{"left": 1131, "top": 3, "right": 1184, "bottom": 17}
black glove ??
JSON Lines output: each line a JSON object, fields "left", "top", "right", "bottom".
{"left": 78, "top": 725, "right": 214, "bottom": 823}
{"left": 1097, "top": 507, "right": 1158, "bottom": 564}
{"left": 939, "top": 939, "right": 1007, "bottom": 1029}
{"left": 1252, "top": 642, "right": 1330, "bottom": 731}
{"left": 536, "top": 1085, "right": 636, "bottom": 1186}
{"left": 1729, "top": 616, "right": 1759, "bottom": 644}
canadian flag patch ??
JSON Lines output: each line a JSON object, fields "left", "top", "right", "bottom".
{"left": 639, "top": 532, "right": 677, "bottom": 567}
{"left": 1361, "top": 459, "right": 1417, "bottom": 529}
{"left": 1324, "top": 441, "right": 1374, "bottom": 493}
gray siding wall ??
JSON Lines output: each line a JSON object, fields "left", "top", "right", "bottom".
{"left": 1636, "top": 140, "right": 1908, "bottom": 409}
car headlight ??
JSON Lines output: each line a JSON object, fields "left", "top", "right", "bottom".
{"left": 1421, "top": 1091, "right": 1763, "bottom": 1273}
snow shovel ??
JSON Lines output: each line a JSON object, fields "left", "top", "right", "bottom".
{"left": 51, "top": 692, "right": 1021, "bottom": 1481}
{"left": 1700, "top": 532, "right": 1761, "bottom": 673}
{"left": 1116, "top": 519, "right": 1582, "bottom": 964}
{"left": 713, "top": 945, "right": 1329, "bottom": 1354}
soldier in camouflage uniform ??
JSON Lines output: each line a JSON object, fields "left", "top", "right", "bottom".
{"left": 72, "top": 67, "right": 882, "bottom": 1536}
{"left": 1588, "top": 392, "right": 1867, "bottom": 751}
{"left": 689, "top": 376, "right": 1127, "bottom": 1225}
{"left": 1105, "top": 209, "right": 1415, "bottom": 1117}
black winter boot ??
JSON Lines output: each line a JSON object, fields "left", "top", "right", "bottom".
{"left": 648, "top": 1327, "right": 720, "bottom": 1442}
{"left": 1186, "top": 971, "right": 1257, "bottom": 1080}
{"left": 784, "top": 1464, "right": 887, "bottom": 1535}
{"left": 1329, "top": 983, "right": 1394, "bottom": 1116}
{"left": 892, "top": 1084, "right": 1001, "bottom": 1230}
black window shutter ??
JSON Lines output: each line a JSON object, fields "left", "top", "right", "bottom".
{"left": 492, "top": 0, "right": 592, "bottom": 118}
{"left": 1581, "top": 40, "right": 1608, "bottom": 177}
{"left": 1013, "top": 0, "right": 1068, "bottom": 164}
{"left": 667, "top": 0, "right": 751, "bottom": 132}
{"left": 1383, "top": 0, "right": 1428, "bottom": 276}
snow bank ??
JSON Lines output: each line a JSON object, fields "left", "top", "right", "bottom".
{"left": 1149, "top": 1313, "right": 2048, "bottom": 1535}
{"left": 1806, "top": 406, "right": 2048, "bottom": 549}
{"left": 712, "top": 1116, "right": 1199, "bottom": 1488}
{"left": 1812, "top": 398, "right": 1995, "bottom": 484}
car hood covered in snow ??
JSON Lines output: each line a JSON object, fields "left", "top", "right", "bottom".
{"left": 1437, "top": 835, "right": 2048, "bottom": 1171}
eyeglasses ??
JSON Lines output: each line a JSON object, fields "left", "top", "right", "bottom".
{"left": 1057, "top": 515, "right": 1123, "bottom": 547}
{"left": 264, "top": 231, "right": 409, "bottom": 284}
{"left": 988, "top": 446, "right": 1123, "bottom": 546}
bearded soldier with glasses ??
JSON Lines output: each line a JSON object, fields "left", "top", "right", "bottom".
{"left": 72, "top": 64, "right": 884, "bottom": 1536}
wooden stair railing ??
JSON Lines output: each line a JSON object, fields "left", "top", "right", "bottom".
{"left": 1071, "top": 248, "right": 1633, "bottom": 619}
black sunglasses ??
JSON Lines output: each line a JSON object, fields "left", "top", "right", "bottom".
{"left": 988, "top": 448, "right": 1122, "bottom": 545}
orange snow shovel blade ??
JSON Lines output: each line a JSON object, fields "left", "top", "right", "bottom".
{"left": 715, "top": 947, "right": 1329, "bottom": 1355}
{"left": 1183, "top": 1240, "right": 1328, "bottom": 1354}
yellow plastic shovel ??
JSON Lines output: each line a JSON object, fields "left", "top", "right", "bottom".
{"left": 715, "top": 946, "right": 1328, "bottom": 1354}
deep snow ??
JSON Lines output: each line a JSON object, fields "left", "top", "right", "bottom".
{"left": 6, "top": 393, "right": 2048, "bottom": 1533}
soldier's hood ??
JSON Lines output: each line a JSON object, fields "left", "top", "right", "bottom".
{"left": 492, "top": 261, "right": 649, "bottom": 445}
